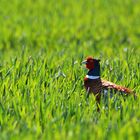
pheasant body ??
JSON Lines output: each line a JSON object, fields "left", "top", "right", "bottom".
{"left": 84, "top": 78, "right": 133, "bottom": 95}
{"left": 82, "top": 56, "right": 134, "bottom": 110}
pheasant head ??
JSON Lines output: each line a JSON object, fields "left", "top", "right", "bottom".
{"left": 82, "top": 56, "right": 101, "bottom": 79}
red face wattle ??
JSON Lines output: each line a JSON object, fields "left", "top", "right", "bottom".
{"left": 82, "top": 56, "right": 94, "bottom": 70}
{"left": 86, "top": 59, "right": 94, "bottom": 70}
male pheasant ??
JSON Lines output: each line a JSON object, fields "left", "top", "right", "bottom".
{"left": 82, "top": 56, "right": 135, "bottom": 110}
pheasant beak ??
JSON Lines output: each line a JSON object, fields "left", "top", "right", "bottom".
{"left": 82, "top": 60, "right": 87, "bottom": 64}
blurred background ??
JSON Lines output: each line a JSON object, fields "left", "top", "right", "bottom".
{"left": 0, "top": 0, "right": 140, "bottom": 60}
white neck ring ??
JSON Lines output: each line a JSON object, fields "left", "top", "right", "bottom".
{"left": 86, "top": 75, "right": 100, "bottom": 79}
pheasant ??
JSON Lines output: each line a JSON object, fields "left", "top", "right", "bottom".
{"left": 82, "top": 56, "right": 135, "bottom": 110}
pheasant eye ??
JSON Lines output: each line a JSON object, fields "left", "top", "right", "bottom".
{"left": 89, "top": 59, "right": 93, "bottom": 63}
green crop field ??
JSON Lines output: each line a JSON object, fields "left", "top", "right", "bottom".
{"left": 0, "top": 0, "right": 140, "bottom": 140}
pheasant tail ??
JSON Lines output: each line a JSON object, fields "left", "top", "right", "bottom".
{"left": 101, "top": 79, "right": 133, "bottom": 94}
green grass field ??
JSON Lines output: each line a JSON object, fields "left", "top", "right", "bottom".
{"left": 0, "top": 0, "right": 140, "bottom": 139}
